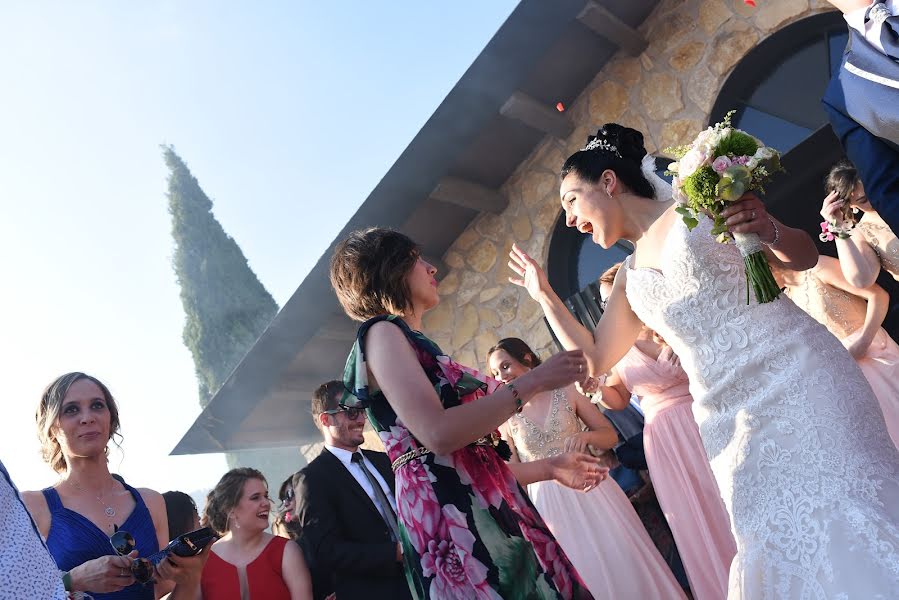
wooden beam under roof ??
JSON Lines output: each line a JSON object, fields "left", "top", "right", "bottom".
{"left": 577, "top": 1, "right": 648, "bottom": 56}
{"left": 500, "top": 91, "right": 575, "bottom": 140}
{"left": 429, "top": 176, "right": 508, "bottom": 214}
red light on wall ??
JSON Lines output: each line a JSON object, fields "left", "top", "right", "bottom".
{"left": 556, "top": 102, "right": 565, "bottom": 112}
{"left": 744, "top": 0, "right": 756, "bottom": 6}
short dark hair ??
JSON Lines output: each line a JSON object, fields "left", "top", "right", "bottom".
{"left": 826, "top": 159, "right": 861, "bottom": 203}
{"left": 311, "top": 380, "right": 345, "bottom": 430}
{"left": 486, "top": 337, "right": 543, "bottom": 369}
{"left": 163, "top": 491, "right": 199, "bottom": 539}
{"left": 560, "top": 124, "right": 654, "bottom": 199}
{"left": 330, "top": 227, "right": 421, "bottom": 321}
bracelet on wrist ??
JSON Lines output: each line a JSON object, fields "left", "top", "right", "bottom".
{"left": 762, "top": 217, "right": 780, "bottom": 247}
{"left": 61, "top": 571, "right": 73, "bottom": 592}
{"left": 507, "top": 382, "right": 523, "bottom": 414}
{"left": 819, "top": 219, "right": 855, "bottom": 242}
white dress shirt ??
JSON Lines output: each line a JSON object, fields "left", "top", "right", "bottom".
{"left": 845, "top": 1, "right": 896, "bottom": 54}
{"left": 325, "top": 445, "right": 398, "bottom": 520}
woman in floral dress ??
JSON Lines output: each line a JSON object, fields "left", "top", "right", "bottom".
{"left": 330, "top": 227, "right": 603, "bottom": 599}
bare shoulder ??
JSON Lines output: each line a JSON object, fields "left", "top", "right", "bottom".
{"left": 137, "top": 487, "right": 164, "bottom": 510}
{"left": 20, "top": 489, "right": 52, "bottom": 535}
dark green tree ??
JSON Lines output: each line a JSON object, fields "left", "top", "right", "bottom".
{"left": 163, "top": 145, "right": 279, "bottom": 409}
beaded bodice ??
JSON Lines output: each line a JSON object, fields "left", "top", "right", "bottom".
{"left": 507, "top": 389, "right": 581, "bottom": 462}
{"left": 857, "top": 215, "right": 899, "bottom": 281}
{"left": 783, "top": 268, "right": 865, "bottom": 340}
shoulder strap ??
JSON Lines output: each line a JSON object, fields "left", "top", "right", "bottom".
{"left": 41, "top": 487, "right": 63, "bottom": 511}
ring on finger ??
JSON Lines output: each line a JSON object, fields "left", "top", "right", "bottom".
{"left": 751, "top": 209, "right": 757, "bottom": 220}
{"left": 578, "top": 363, "right": 583, "bottom": 374}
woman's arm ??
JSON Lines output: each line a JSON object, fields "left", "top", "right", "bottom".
{"left": 723, "top": 195, "right": 819, "bottom": 270}
{"left": 590, "top": 370, "right": 631, "bottom": 411}
{"left": 838, "top": 234, "right": 882, "bottom": 288}
{"left": 814, "top": 255, "right": 889, "bottom": 358}
{"left": 827, "top": 0, "right": 872, "bottom": 13}
{"left": 365, "top": 321, "right": 586, "bottom": 455}
{"left": 281, "top": 540, "right": 313, "bottom": 600}
{"left": 565, "top": 389, "right": 620, "bottom": 454}
{"left": 509, "top": 245, "right": 643, "bottom": 377}
{"left": 139, "top": 488, "right": 170, "bottom": 553}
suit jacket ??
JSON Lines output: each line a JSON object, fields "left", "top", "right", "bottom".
{"left": 294, "top": 447, "right": 410, "bottom": 600}
{"left": 823, "top": 23, "right": 899, "bottom": 235}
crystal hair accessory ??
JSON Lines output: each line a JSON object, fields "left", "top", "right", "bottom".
{"left": 582, "top": 136, "right": 622, "bottom": 157}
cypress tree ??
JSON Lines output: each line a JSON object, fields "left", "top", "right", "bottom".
{"left": 164, "top": 145, "right": 282, "bottom": 469}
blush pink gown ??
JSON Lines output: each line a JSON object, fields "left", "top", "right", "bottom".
{"left": 506, "top": 387, "right": 686, "bottom": 599}
{"left": 615, "top": 345, "right": 737, "bottom": 600}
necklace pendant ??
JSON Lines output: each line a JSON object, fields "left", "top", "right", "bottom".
{"left": 105, "top": 506, "right": 116, "bottom": 517}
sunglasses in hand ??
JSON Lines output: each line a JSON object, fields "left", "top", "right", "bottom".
{"left": 110, "top": 526, "right": 219, "bottom": 584}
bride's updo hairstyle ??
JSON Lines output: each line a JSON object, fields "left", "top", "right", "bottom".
{"left": 560, "top": 123, "right": 655, "bottom": 200}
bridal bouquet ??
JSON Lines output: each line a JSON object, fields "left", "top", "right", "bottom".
{"left": 666, "top": 111, "right": 784, "bottom": 303}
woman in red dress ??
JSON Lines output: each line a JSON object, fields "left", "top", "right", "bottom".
{"left": 200, "top": 468, "right": 312, "bottom": 599}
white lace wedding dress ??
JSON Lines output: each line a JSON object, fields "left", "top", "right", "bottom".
{"left": 624, "top": 216, "right": 899, "bottom": 599}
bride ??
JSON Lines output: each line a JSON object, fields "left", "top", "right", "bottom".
{"left": 509, "top": 123, "right": 899, "bottom": 598}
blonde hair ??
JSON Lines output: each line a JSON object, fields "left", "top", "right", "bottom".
{"left": 37, "top": 372, "right": 122, "bottom": 473}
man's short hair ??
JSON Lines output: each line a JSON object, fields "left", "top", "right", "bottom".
{"left": 311, "top": 380, "right": 345, "bottom": 430}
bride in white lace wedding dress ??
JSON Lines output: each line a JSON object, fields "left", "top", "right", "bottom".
{"left": 510, "top": 124, "right": 899, "bottom": 598}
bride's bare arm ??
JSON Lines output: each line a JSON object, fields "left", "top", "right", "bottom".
{"left": 722, "top": 194, "right": 818, "bottom": 270}
{"left": 365, "top": 321, "right": 585, "bottom": 455}
{"left": 508, "top": 244, "right": 642, "bottom": 377}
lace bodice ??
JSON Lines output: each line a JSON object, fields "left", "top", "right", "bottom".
{"left": 623, "top": 215, "right": 899, "bottom": 598}
{"left": 857, "top": 215, "right": 899, "bottom": 281}
{"left": 783, "top": 269, "right": 865, "bottom": 340}
{"left": 507, "top": 389, "right": 581, "bottom": 463}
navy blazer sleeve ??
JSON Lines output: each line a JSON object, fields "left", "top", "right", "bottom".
{"left": 294, "top": 467, "right": 400, "bottom": 576}
{"left": 824, "top": 94, "right": 899, "bottom": 234}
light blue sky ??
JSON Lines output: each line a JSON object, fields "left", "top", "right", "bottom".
{"left": 0, "top": 1, "right": 518, "bottom": 496}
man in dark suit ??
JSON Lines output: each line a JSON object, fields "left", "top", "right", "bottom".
{"left": 294, "top": 380, "right": 410, "bottom": 600}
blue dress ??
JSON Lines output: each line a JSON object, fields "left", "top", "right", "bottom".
{"left": 42, "top": 484, "right": 157, "bottom": 599}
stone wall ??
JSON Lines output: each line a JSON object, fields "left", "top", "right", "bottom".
{"left": 422, "top": 0, "right": 834, "bottom": 373}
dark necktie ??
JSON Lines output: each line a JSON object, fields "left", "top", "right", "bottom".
{"left": 351, "top": 452, "right": 401, "bottom": 542}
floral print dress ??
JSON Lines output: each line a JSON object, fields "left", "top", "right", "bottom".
{"left": 342, "top": 315, "right": 592, "bottom": 600}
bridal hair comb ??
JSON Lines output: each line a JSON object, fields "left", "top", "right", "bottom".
{"left": 582, "top": 136, "right": 622, "bottom": 157}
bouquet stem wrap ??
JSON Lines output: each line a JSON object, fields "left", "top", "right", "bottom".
{"left": 733, "top": 232, "right": 781, "bottom": 304}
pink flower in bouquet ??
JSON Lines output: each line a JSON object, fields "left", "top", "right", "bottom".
{"left": 732, "top": 155, "right": 750, "bottom": 166}
{"left": 396, "top": 457, "right": 440, "bottom": 555}
{"left": 420, "top": 504, "right": 500, "bottom": 599}
{"left": 712, "top": 155, "right": 733, "bottom": 174}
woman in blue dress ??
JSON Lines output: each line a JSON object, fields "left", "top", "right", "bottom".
{"left": 22, "top": 372, "right": 170, "bottom": 599}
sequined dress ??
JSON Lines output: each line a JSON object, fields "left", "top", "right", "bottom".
{"left": 506, "top": 387, "right": 686, "bottom": 599}
{"left": 784, "top": 263, "right": 899, "bottom": 447}
{"left": 857, "top": 214, "right": 899, "bottom": 280}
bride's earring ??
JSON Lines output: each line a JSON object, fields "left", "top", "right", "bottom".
{"left": 229, "top": 512, "right": 240, "bottom": 530}
{"left": 852, "top": 207, "right": 860, "bottom": 214}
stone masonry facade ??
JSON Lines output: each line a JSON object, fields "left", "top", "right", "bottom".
{"left": 422, "top": 0, "right": 835, "bottom": 374}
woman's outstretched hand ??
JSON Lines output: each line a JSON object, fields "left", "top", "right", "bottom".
{"left": 508, "top": 244, "right": 552, "bottom": 301}
{"left": 529, "top": 350, "right": 588, "bottom": 394}
{"left": 549, "top": 451, "right": 609, "bottom": 493}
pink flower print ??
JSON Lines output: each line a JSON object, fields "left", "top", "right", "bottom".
{"left": 396, "top": 458, "right": 441, "bottom": 555}
{"left": 420, "top": 505, "right": 502, "bottom": 600}
{"left": 519, "top": 525, "right": 577, "bottom": 599}
{"left": 434, "top": 448, "right": 509, "bottom": 510}
{"left": 436, "top": 355, "right": 466, "bottom": 388}
{"left": 379, "top": 423, "right": 413, "bottom": 459}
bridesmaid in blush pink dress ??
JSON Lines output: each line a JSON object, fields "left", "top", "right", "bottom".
{"left": 489, "top": 338, "right": 686, "bottom": 600}
{"left": 592, "top": 263, "right": 737, "bottom": 600}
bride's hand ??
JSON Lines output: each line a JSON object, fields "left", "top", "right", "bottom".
{"left": 508, "top": 244, "right": 552, "bottom": 301}
{"left": 721, "top": 193, "right": 777, "bottom": 243}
